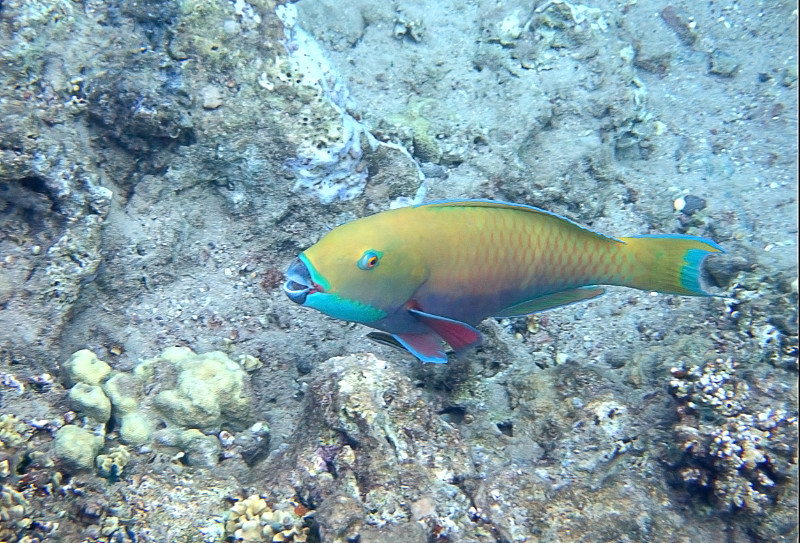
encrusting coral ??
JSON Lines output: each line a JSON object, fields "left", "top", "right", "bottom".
{"left": 225, "top": 494, "right": 313, "bottom": 543}
{"left": 95, "top": 444, "right": 131, "bottom": 480}
{"left": 669, "top": 358, "right": 798, "bottom": 512}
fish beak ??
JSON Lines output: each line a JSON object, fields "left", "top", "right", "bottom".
{"left": 284, "top": 257, "right": 316, "bottom": 304}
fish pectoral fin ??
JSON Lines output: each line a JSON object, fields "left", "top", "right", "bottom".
{"left": 366, "top": 331, "right": 432, "bottom": 357}
{"left": 408, "top": 309, "right": 482, "bottom": 352}
{"left": 389, "top": 330, "right": 449, "bottom": 364}
{"left": 496, "top": 286, "right": 606, "bottom": 317}
{"left": 366, "top": 331, "right": 407, "bottom": 351}
{"left": 368, "top": 331, "right": 456, "bottom": 363}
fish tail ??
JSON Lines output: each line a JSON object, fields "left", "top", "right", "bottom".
{"left": 618, "top": 235, "right": 724, "bottom": 296}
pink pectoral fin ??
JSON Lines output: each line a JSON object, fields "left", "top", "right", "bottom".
{"left": 392, "top": 331, "right": 449, "bottom": 364}
{"left": 408, "top": 309, "right": 482, "bottom": 352}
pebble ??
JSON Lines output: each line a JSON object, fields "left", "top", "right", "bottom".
{"left": 660, "top": 6, "right": 698, "bottom": 46}
{"left": 709, "top": 50, "right": 739, "bottom": 77}
{"left": 200, "top": 85, "right": 224, "bottom": 110}
{"left": 679, "top": 194, "right": 706, "bottom": 215}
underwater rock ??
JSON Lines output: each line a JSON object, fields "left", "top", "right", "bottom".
{"left": 252, "top": 353, "right": 483, "bottom": 542}
{"left": 87, "top": 72, "right": 195, "bottom": 151}
{"left": 172, "top": 429, "right": 222, "bottom": 468}
{"left": 709, "top": 49, "right": 740, "bottom": 78}
{"left": 0, "top": 0, "right": 112, "bottom": 376}
{"left": 675, "top": 194, "right": 707, "bottom": 216}
{"left": 660, "top": 5, "right": 698, "bottom": 46}
{"left": 272, "top": 3, "right": 377, "bottom": 203}
{"left": 295, "top": 0, "right": 367, "bottom": 51}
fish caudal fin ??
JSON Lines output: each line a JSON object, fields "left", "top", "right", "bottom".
{"left": 619, "top": 235, "right": 724, "bottom": 296}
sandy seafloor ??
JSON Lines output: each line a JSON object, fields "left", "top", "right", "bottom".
{"left": 0, "top": 0, "right": 797, "bottom": 542}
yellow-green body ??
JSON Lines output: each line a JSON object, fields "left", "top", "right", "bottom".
{"left": 284, "top": 200, "right": 723, "bottom": 362}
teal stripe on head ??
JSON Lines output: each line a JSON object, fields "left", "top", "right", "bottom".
{"left": 305, "top": 292, "right": 386, "bottom": 323}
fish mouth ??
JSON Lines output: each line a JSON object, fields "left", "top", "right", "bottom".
{"left": 284, "top": 257, "right": 322, "bottom": 304}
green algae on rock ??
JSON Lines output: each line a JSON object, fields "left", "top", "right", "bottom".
{"left": 54, "top": 424, "right": 104, "bottom": 471}
{"left": 59, "top": 346, "right": 257, "bottom": 468}
{"left": 142, "top": 347, "right": 253, "bottom": 434}
{"left": 68, "top": 383, "right": 112, "bottom": 424}
{"left": 62, "top": 349, "right": 112, "bottom": 387}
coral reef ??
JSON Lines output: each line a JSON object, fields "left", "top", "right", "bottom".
{"left": 0, "top": 0, "right": 795, "bottom": 541}
{"left": 68, "top": 383, "right": 112, "bottom": 423}
{"left": 0, "top": 414, "right": 28, "bottom": 449}
{"left": 275, "top": 3, "right": 377, "bottom": 203}
{"left": 62, "top": 349, "right": 112, "bottom": 387}
{"left": 0, "top": 483, "right": 31, "bottom": 541}
{"left": 669, "top": 357, "right": 798, "bottom": 525}
{"left": 102, "top": 371, "right": 150, "bottom": 446}
{"left": 0, "top": 414, "right": 70, "bottom": 542}
{"left": 60, "top": 347, "right": 257, "bottom": 466}
{"left": 724, "top": 270, "right": 798, "bottom": 372}
{"left": 0, "top": 0, "right": 112, "bottom": 373}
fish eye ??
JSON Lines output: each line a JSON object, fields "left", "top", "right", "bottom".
{"left": 358, "top": 249, "right": 382, "bottom": 270}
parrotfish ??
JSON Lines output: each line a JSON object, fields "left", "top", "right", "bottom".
{"left": 284, "top": 200, "right": 723, "bottom": 363}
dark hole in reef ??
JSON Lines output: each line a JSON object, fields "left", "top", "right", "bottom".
{"left": 0, "top": 175, "right": 59, "bottom": 221}
{"left": 497, "top": 420, "right": 513, "bottom": 437}
{"left": 19, "top": 175, "right": 49, "bottom": 195}
{"left": 15, "top": 452, "right": 33, "bottom": 474}
{"left": 438, "top": 405, "right": 467, "bottom": 424}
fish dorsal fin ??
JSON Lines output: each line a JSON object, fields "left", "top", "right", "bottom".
{"left": 416, "top": 199, "right": 621, "bottom": 243}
